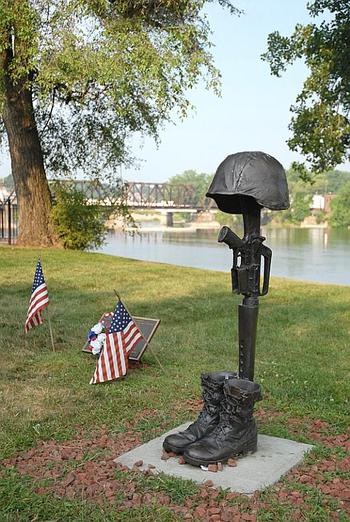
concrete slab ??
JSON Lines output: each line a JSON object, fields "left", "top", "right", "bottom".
{"left": 115, "top": 422, "right": 313, "bottom": 494}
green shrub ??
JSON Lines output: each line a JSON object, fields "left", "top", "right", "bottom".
{"left": 51, "top": 185, "right": 106, "bottom": 250}
{"left": 330, "top": 181, "right": 350, "bottom": 227}
{"left": 215, "top": 211, "right": 241, "bottom": 227}
{"left": 314, "top": 210, "right": 326, "bottom": 224}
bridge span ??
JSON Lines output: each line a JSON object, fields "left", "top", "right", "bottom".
{"left": 71, "top": 180, "right": 211, "bottom": 210}
{"left": 123, "top": 181, "right": 213, "bottom": 226}
{"left": 125, "top": 181, "right": 204, "bottom": 209}
{"left": 50, "top": 179, "right": 215, "bottom": 227}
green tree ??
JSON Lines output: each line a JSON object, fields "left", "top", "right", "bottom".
{"left": 0, "top": 0, "right": 239, "bottom": 246}
{"left": 263, "top": 0, "right": 350, "bottom": 180}
{"left": 330, "top": 181, "right": 350, "bottom": 227}
{"left": 168, "top": 169, "right": 212, "bottom": 206}
{"left": 0, "top": 173, "right": 14, "bottom": 191}
{"left": 279, "top": 168, "right": 313, "bottom": 224}
{"left": 324, "top": 169, "right": 350, "bottom": 193}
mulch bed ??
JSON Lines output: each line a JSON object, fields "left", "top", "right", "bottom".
{"left": 2, "top": 415, "right": 350, "bottom": 521}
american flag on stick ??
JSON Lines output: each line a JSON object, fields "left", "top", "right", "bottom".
{"left": 25, "top": 260, "right": 50, "bottom": 332}
{"left": 90, "top": 300, "right": 143, "bottom": 385}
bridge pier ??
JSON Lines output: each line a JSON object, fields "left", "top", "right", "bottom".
{"left": 166, "top": 212, "right": 174, "bottom": 227}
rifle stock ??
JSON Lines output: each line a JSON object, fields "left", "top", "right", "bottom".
{"left": 218, "top": 226, "right": 244, "bottom": 249}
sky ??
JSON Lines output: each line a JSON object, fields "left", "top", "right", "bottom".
{"left": 122, "top": 0, "right": 315, "bottom": 182}
{"left": 1, "top": 1, "right": 345, "bottom": 183}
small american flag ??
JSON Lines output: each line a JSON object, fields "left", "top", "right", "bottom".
{"left": 25, "top": 260, "right": 49, "bottom": 332}
{"left": 90, "top": 300, "right": 143, "bottom": 384}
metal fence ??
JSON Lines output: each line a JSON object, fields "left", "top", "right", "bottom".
{"left": 0, "top": 191, "right": 18, "bottom": 244}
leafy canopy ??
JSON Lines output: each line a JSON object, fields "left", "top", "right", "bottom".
{"left": 0, "top": 0, "right": 239, "bottom": 180}
{"left": 270, "top": 166, "right": 350, "bottom": 225}
{"left": 263, "top": 0, "right": 350, "bottom": 179}
{"left": 330, "top": 181, "right": 350, "bottom": 227}
{"left": 168, "top": 169, "right": 212, "bottom": 206}
{"left": 0, "top": 173, "right": 14, "bottom": 190}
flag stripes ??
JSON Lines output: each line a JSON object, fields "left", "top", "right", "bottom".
{"left": 25, "top": 263, "right": 49, "bottom": 333}
{"left": 124, "top": 321, "right": 142, "bottom": 354}
{"left": 90, "top": 299, "right": 143, "bottom": 385}
{"left": 90, "top": 332, "right": 128, "bottom": 384}
{"left": 26, "top": 283, "right": 49, "bottom": 316}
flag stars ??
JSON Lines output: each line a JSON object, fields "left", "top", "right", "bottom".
{"left": 108, "top": 302, "right": 133, "bottom": 333}
{"left": 31, "top": 262, "right": 46, "bottom": 292}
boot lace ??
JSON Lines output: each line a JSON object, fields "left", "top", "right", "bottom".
{"left": 196, "top": 381, "right": 220, "bottom": 424}
{"left": 209, "top": 400, "right": 238, "bottom": 440}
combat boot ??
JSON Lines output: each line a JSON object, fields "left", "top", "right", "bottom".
{"left": 183, "top": 378, "right": 262, "bottom": 466}
{"left": 162, "top": 371, "right": 237, "bottom": 454}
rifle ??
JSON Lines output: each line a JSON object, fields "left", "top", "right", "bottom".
{"left": 218, "top": 197, "right": 272, "bottom": 381}
{"left": 218, "top": 226, "right": 272, "bottom": 297}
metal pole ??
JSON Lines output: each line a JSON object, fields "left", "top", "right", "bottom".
{"left": 14, "top": 204, "right": 18, "bottom": 240}
{"left": 1, "top": 205, "right": 3, "bottom": 239}
{"left": 238, "top": 197, "right": 261, "bottom": 381}
{"left": 8, "top": 197, "right": 11, "bottom": 245}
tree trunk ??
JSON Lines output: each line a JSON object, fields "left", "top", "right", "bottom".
{"left": 1, "top": 47, "right": 55, "bottom": 246}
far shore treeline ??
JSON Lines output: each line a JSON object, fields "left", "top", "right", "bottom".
{"left": 165, "top": 167, "right": 350, "bottom": 228}
{"left": 1, "top": 166, "right": 350, "bottom": 233}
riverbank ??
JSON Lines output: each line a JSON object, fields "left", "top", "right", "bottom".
{"left": 120, "top": 222, "right": 336, "bottom": 233}
{"left": 122, "top": 222, "right": 221, "bottom": 233}
{"left": 1, "top": 247, "right": 349, "bottom": 520}
{"left": 112, "top": 210, "right": 345, "bottom": 231}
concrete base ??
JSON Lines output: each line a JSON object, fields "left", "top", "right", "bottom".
{"left": 115, "top": 422, "right": 313, "bottom": 494}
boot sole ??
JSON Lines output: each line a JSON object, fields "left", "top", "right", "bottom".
{"left": 162, "top": 426, "right": 218, "bottom": 455}
{"left": 183, "top": 440, "right": 257, "bottom": 467}
{"left": 162, "top": 441, "right": 186, "bottom": 454}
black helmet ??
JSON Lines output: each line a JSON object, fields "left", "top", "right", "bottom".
{"left": 206, "top": 151, "right": 290, "bottom": 214}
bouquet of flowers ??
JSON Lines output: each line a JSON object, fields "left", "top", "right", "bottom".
{"left": 87, "top": 322, "right": 108, "bottom": 355}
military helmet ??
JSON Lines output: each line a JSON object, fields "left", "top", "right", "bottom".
{"left": 206, "top": 151, "right": 290, "bottom": 214}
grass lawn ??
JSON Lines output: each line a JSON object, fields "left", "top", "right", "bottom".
{"left": 0, "top": 246, "right": 349, "bottom": 521}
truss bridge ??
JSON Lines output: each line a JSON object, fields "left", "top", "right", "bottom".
{"left": 71, "top": 180, "right": 213, "bottom": 227}
{"left": 125, "top": 182, "right": 206, "bottom": 209}
{"left": 62, "top": 180, "right": 212, "bottom": 210}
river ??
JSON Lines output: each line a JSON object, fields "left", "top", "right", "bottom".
{"left": 96, "top": 226, "right": 350, "bottom": 286}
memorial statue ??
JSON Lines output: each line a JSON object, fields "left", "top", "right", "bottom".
{"left": 163, "top": 151, "right": 289, "bottom": 467}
